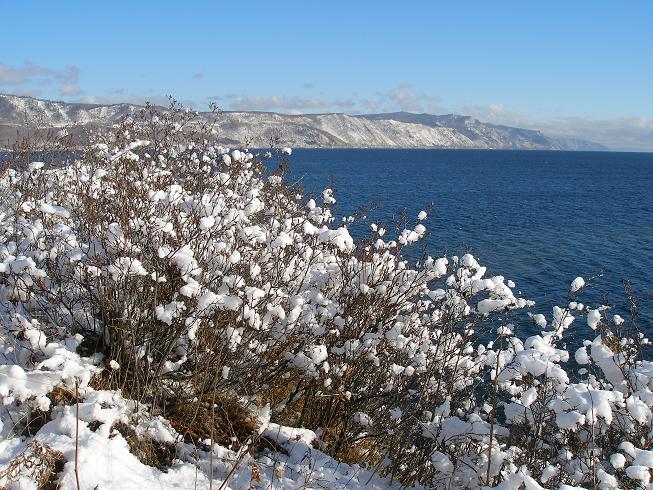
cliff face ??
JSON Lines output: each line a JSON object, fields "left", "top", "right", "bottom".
{"left": 0, "top": 94, "right": 606, "bottom": 150}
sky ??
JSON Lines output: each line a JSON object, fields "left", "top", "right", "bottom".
{"left": 2, "top": 1, "right": 652, "bottom": 150}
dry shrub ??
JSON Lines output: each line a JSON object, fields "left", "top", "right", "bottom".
{"left": 20, "top": 387, "right": 78, "bottom": 438}
{"left": 111, "top": 422, "right": 176, "bottom": 472}
{"left": 0, "top": 441, "right": 64, "bottom": 489}
{"left": 166, "top": 394, "right": 257, "bottom": 450}
{"left": 0, "top": 102, "right": 528, "bottom": 486}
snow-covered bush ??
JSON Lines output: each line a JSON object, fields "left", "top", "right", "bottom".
{"left": 1, "top": 103, "right": 651, "bottom": 489}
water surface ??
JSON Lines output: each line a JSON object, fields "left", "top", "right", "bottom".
{"left": 288, "top": 149, "right": 653, "bottom": 337}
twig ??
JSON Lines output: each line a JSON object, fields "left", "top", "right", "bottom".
{"left": 75, "top": 379, "right": 81, "bottom": 490}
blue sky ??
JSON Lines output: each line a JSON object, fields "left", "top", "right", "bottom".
{"left": 2, "top": 1, "right": 652, "bottom": 149}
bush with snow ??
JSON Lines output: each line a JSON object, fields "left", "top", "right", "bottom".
{"left": 0, "top": 103, "right": 651, "bottom": 489}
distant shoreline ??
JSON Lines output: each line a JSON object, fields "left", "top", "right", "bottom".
{"left": 3, "top": 146, "right": 653, "bottom": 154}
{"left": 0, "top": 93, "right": 610, "bottom": 152}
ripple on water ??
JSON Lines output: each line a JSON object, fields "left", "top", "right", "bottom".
{"left": 286, "top": 148, "right": 653, "bottom": 338}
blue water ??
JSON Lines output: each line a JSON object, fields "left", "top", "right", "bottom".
{"left": 286, "top": 149, "right": 653, "bottom": 338}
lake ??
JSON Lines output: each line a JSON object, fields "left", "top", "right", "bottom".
{"left": 286, "top": 148, "right": 653, "bottom": 338}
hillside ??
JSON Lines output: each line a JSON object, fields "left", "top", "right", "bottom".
{"left": 0, "top": 94, "right": 606, "bottom": 150}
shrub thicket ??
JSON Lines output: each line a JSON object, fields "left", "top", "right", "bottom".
{"left": 1, "top": 102, "right": 651, "bottom": 489}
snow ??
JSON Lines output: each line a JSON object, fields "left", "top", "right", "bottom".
{"left": 530, "top": 313, "right": 547, "bottom": 328}
{"left": 610, "top": 453, "right": 626, "bottom": 469}
{"left": 0, "top": 94, "right": 589, "bottom": 151}
{"left": 0, "top": 131, "right": 649, "bottom": 489}
{"left": 625, "top": 465, "right": 650, "bottom": 483}
{"left": 626, "top": 395, "right": 650, "bottom": 423}
{"left": 271, "top": 232, "right": 293, "bottom": 249}
{"left": 574, "top": 346, "right": 589, "bottom": 365}
{"left": 587, "top": 309, "right": 601, "bottom": 329}
{"left": 570, "top": 276, "right": 585, "bottom": 292}
{"left": 107, "top": 257, "right": 148, "bottom": 280}
{"left": 0, "top": 389, "right": 399, "bottom": 490}
{"left": 199, "top": 215, "right": 215, "bottom": 230}
{"left": 520, "top": 387, "right": 538, "bottom": 407}
{"left": 40, "top": 202, "right": 70, "bottom": 218}
{"left": 155, "top": 301, "right": 185, "bottom": 325}
{"left": 352, "top": 412, "right": 373, "bottom": 427}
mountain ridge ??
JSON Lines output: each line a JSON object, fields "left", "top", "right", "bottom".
{"left": 0, "top": 93, "right": 607, "bottom": 151}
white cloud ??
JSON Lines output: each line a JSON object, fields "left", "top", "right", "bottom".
{"left": 74, "top": 94, "right": 199, "bottom": 109}
{"left": 1, "top": 62, "right": 84, "bottom": 102}
{"left": 376, "top": 85, "right": 444, "bottom": 113}
{"left": 537, "top": 116, "right": 653, "bottom": 151}
{"left": 213, "top": 85, "right": 445, "bottom": 115}
{"left": 0, "top": 62, "right": 79, "bottom": 85}
{"left": 59, "top": 85, "right": 82, "bottom": 96}
{"left": 4, "top": 87, "right": 42, "bottom": 97}
{"left": 462, "top": 103, "right": 653, "bottom": 151}
{"left": 214, "top": 94, "right": 355, "bottom": 112}
{"left": 461, "top": 103, "right": 526, "bottom": 126}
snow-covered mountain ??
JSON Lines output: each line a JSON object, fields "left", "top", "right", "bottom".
{"left": 0, "top": 94, "right": 606, "bottom": 150}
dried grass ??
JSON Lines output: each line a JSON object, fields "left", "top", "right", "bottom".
{"left": 0, "top": 441, "right": 64, "bottom": 490}
{"left": 111, "top": 422, "right": 176, "bottom": 472}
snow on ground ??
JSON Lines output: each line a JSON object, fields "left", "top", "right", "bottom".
{"left": 0, "top": 386, "right": 398, "bottom": 489}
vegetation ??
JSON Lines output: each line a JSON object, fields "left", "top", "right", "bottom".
{"left": 0, "top": 102, "right": 651, "bottom": 489}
